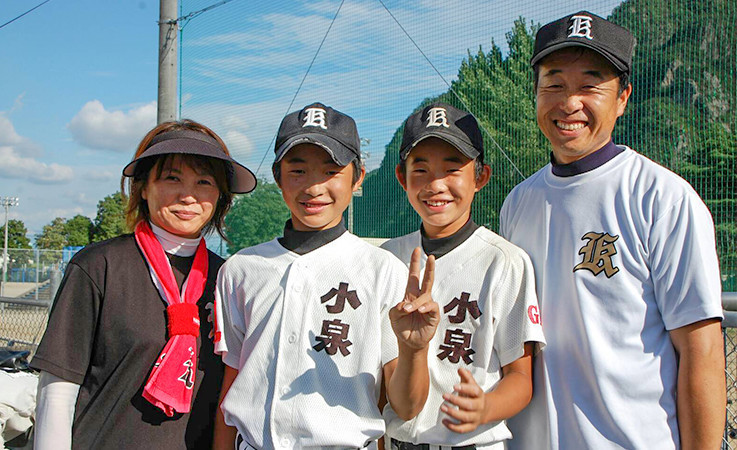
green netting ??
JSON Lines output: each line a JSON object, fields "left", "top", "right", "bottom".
{"left": 179, "top": 0, "right": 735, "bottom": 290}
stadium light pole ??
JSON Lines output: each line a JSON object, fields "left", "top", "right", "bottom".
{"left": 1, "top": 196, "right": 20, "bottom": 297}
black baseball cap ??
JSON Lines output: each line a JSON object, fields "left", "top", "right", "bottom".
{"left": 274, "top": 102, "right": 361, "bottom": 166}
{"left": 400, "top": 102, "right": 483, "bottom": 161}
{"left": 123, "top": 129, "right": 257, "bottom": 194}
{"left": 531, "top": 11, "right": 635, "bottom": 74}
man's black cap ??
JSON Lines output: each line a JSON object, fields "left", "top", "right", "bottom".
{"left": 274, "top": 102, "right": 361, "bottom": 166}
{"left": 531, "top": 11, "right": 635, "bottom": 74}
{"left": 400, "top": 102, "right": 483, "bottom": 161}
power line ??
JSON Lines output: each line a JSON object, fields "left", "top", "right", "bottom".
{"left": 0, "top": 0, "right": 53, "bottom": 30}
{"left": 174, "top": 1, "right": 525, "bottom": 179}
{"left": 173, "top": 0, "right": 239, "bottom": 29}
{"left": 171, "top": 0, "right": 241, "bottom": 117}
{"left": 255, "top": 0, "right": 347, "bottom": 176}
{"left": 375, "top": 0, "right": 526, "bottom": 180}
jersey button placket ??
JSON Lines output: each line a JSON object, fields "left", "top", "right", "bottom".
{"left": 279, "top": 260, "right": 306, "bottom": 446}
{"left": 274, "top": 263, "right": 303, "bottom": 447}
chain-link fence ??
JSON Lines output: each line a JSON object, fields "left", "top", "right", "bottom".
{"left": 0, "top": 298, "right": 51, "bottom": 356}
{"left": 2, "top": 283, "right": 736, "bottom": 447}
{"left": 1, "top": 249, "right": 66, "bottom": 301}
{"left": 0, "top": 249, "right": 66, "bottom": 357}
{"left": 176, "top": 1, "right": 735, "bottom": 441}
{"left": 723, "top": 293, "right": 737, "bottom": 449}
{"left": 726, "top": 327, "right": 737, "bottom": 447}
{"left": 177, "top": 2, "right": 735, "bottom": 441}
{"left": 178, "top": 0, "right": 735, "bottom": 287}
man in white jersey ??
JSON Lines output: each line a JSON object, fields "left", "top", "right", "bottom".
{"left": 500, "top": 11, "right": 725, "bottom": 449}
{"left": 212, "top": 103, "right": 439, "bottom": 449}
{"left": 382, "top": 102, "right": 545, "bottom": 449}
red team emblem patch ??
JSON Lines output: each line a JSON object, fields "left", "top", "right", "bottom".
{"left": 207, "top": 301, "right": 222, "bottom": 343}
{"left": 528, "top": 305, "right": 540, "bottom": 324}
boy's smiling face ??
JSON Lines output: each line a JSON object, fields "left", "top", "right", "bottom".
{"left": 397, "top": 138, "right": 489, "bottom": 239}
{"left": 277, "top": 143, "right": 364, "bottom": 231}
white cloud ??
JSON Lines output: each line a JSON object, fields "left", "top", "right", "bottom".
{"left": 222, "top": 130, "right": 255, "bottom": 159}
{"left": 180, "top": 0, "right": 621, "bottom": 175}
{"left": 68, "top": 191, "right": 98, "bottom": 207}
{"left": 10, "top": 93, "right": 25, "bottom": 114}
{"left": 47, "top": 207, "right": 86, "bottom": 219}
{"left": 181, "top": 93, "right": 193, "bottom": 107}
{"left": 181, "top": 101, "right": 287, "bottom": 176}
{"left": 85, "top": 169, "right": 116, "bottom": 182}
{"left": 221, "top": 114, "right": 252, "bottom": 131}
{"left": 67, "top": 100, "right": 157, "bottom": 152}
{"left": 0, "top": 146, "right": 74, "bottom": 184}
{"left": 182, "top": 0, "right": 621, "bottom": 98}
{"left": 0, "top": 114, "right": 26, "bottom": 146}
{"left": 0, "top": 113, "right": 42, "bottom": 157}
{"left": 0, "top": 114, "right": 74, "bottom": 184}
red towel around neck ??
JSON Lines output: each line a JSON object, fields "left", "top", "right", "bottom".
{"left": 135, "top": 221, "right": 209, "bottom": 416}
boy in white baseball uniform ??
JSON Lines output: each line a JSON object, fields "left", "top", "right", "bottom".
{"left": 212, "top": 103, "right": 440, "bottom": 450}
{"left": 381, "top": 103, "right": 545, "bottom": 449}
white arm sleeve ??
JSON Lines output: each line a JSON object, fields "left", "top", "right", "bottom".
{"left": 34, "top": 371, "right": 80, "bottom": 450}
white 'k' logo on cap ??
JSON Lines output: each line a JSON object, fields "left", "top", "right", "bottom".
{"left": 568, "top": 15, "right": 593, "bottom": 40}
{"left": 426, "top": 107, "right": 449, "bottom": 128}
{"left": 303, "top": 107, "right": 328, "bottom": 129}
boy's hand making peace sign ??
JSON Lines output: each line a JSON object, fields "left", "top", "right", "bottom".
{"left": 390, "top": 247, "right": 440, "bottom": 350}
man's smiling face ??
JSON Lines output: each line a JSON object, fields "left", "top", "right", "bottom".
{"left": 536, "top": 47, "right": 632, "bottom": 164}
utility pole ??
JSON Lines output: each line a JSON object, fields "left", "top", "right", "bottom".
{"left": 1, "top": 196, "right": 19, "bottom": 297}
{"left": 158, "top": 0, "right": 178, "bottom": 124}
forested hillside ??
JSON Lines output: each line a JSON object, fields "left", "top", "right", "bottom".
{"left": 352, "top": 0, "right": 735, "bottom": 281}
{"left": 223, "top": 0, "right": 735, "bottom": 285}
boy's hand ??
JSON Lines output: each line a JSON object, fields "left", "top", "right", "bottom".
{"left": 440, "top": 367, "right": 487, "bottom": 433}
{"left": 390, "top": 247, "right": 439, "bottom": 350}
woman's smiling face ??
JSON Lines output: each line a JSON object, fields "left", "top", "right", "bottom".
{"left": 142, "top": 156, "right": 220, "bottom": 238}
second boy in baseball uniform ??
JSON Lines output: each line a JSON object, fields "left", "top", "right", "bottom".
{"left": 381, "top": 103, "right": 545, "bottom": 449}
{"left": 213, "top": 103, "right": 439, "bottom": 449}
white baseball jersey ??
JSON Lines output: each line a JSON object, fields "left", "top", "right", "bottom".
{"left": 380, "top": 226, "right": 545, "bottom": 447}
{"left": 500, "top": 146, "right": 723, "bottom": 450}
{"left": 214, "top": 231, "right": 407, "bottom": 449}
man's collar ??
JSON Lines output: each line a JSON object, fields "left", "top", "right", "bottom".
{"left": 551, "top": 140, "right": 623, "bottom": 177}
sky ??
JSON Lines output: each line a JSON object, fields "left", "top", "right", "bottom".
{"left": 0, "top": 0, "right": 620, "bottom": 241}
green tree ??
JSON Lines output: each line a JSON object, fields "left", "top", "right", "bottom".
{"left": 2, "top": 219, "right": 31, "bottom": 249}
{"left": 64, "top": 214, "right": 93, "bottom": 247}
{"left": 357, "top": 4, "right": 735, "bottom": 292}
{"left": 224, "top": 181, "right": 289, "bottom": 254}
{"left": 354, "top": 18, "right": 545, "bottom": 237}
{"left": 610, "top": 0, "right": 736, "bottom": 284}
{"left": 91, "top": 192, "right": 127, "bottom": 242}
{"left": 35, "top": 217, "right": 67, "bottom": 250}
{"left": 2, "top": 220, "right": 32, "bottom": 274}
{"left": 454, "top": 18, "right": 546, "bottom": 230}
